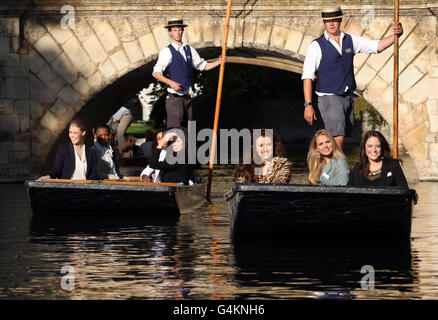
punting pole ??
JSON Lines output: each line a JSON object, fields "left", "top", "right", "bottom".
{"left": 393, "top": 0, "right": 400, "bottom": 159}
{"left": 206, "top": 0, "right": 233, "bottom": 201}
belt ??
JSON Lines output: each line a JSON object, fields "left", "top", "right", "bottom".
{"left": 169, "top": 93, "right": 191, "bottom": 99}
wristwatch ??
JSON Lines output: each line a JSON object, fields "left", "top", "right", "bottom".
{"left": 304, "top": 102, "right": 312, "bottom": 107}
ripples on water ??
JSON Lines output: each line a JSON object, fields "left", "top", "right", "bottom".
{"left": 1, "top": 145, "right": 438, "bottom": 299}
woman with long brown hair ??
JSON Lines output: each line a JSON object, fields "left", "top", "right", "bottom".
{"left": 348, "top": 130, "right": 408, "bottom": 188}
{"left": 234, "top": 130, "right": 292, "bottom": 184}
{"left": 307, "top": 129, "right": 350, "bottom": 185}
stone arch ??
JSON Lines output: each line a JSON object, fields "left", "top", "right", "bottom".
{"left": 24, "top": 12, "right": 436, "bottom": 178}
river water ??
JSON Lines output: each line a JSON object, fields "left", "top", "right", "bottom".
{"left": 1, "top": 145, "right": 437, "bottom": 300}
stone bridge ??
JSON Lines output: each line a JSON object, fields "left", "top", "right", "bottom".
{"left": 1, "top": 0, "right": 438, "bottom": 180}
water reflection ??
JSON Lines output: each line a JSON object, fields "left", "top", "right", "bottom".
{"left": 232, "top": 239, "right": 416, "bottom": 299}
{"left": 30, "top": 213, "right": 179, "bottom": 236}
{"left": 29, "top": 214, "right": 191, "bottom": 299}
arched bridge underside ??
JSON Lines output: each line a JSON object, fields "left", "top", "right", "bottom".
{"left": 1, "top": 0, "right": 438, "bottom": 180}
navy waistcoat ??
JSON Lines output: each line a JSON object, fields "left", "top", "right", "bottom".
{"left": 168, "top": 45, "right": 194, "bottom": 93}
{"left": 315, "top": 34, "right": 356, "bottom": 95}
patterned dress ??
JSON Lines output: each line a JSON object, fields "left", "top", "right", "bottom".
{"left": 235, "top": 157, "right": 293, "bottom": 184}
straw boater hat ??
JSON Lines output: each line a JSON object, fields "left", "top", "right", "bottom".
{"left": 164, "top": 18, "right": 188, "bottom": 29}
{"left": 321, "top": 7, "right": 343, "bottom": 20}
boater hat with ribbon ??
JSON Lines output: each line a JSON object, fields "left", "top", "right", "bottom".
{"left": 164, "top": 18, "right": 188, "bottom": 29}
{"left": 321, "top": 7, "right": 343, "bottom": 20}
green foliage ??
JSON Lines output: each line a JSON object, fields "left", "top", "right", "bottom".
{"left": 126, "top": 121, "right": 156, "bottom": 135}
{"left": 354, "top": 96, "right": 384, "bottom": 122}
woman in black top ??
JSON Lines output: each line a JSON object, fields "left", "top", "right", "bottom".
{"left": 148, "top": 129, "right": 193, "bottom": 185}
{"left": 348, "top": 131, "right": 408, "bottom": 188}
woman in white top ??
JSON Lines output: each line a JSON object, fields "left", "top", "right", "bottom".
{"left": 42, "top": 119, "right": 97, "bottom": 180}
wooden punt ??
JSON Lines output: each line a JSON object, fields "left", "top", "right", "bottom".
{"left": 25, "top": 178, "right": 207, "bottom": 216}
{"left": 225, "top": 183, "right": 418, "bottom": 241}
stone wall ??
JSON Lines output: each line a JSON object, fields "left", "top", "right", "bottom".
{"left": 0, "top": 17, "right": 31, "bottom": 181}
{"left": 424, "top": 52, "right": 438, "bottom": 179}
{"left": 0, "top": 1, "right": 438, "bottom": 181}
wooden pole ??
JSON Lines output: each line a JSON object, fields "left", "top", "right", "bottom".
{"left": 206, "top": 0, "right": 232, "bottom": 201}
{"left": 393, "top": 0, "right": 399, "bottom": 159}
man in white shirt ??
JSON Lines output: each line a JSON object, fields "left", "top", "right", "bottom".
{"left": 107, "top": 97, "right": 137, "bottom": 153}
{"left": 152, "top": 18, "right": 226, "bottom": 129}
{"left": 302, "top": 7, "right": 403, "bottom": 149}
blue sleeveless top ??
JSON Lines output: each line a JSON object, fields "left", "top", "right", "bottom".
{"left": 168, "top": 45, "right": 194, "bottom": 93}
{"left": 315, "top": 34, "right": 356, "bottom": 95}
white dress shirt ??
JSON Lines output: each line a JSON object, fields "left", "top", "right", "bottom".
{"left": 153, "top": 42, "right": 207, "bottom": 96}
{"left": 71, "top": 146, "right": 87, "bottom": 180}
{"left": 301, "top": 30, "right": 379, "bottom": 96}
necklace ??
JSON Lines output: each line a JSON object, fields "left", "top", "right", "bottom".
{"left": 368, "top": 168, "right": 382, "bottom": 176}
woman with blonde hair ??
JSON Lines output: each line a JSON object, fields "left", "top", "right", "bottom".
{"left": 307, "top": 129, "right": 350, "bottom": 186}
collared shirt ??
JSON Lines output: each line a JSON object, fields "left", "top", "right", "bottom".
{"left": 71, "top": 146, "right": 87, "bottom": 180}
{"left": 318, "top": 157, "right": 350, "bottom": 186}
{"left": 153, "top": 42, "right": 207, "bottom": 96}
{"left": 301, "top": 30, "right": 379, "bottom": 96}
{"left": 107, "top": 107, "right": 131, "bottom": 124}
